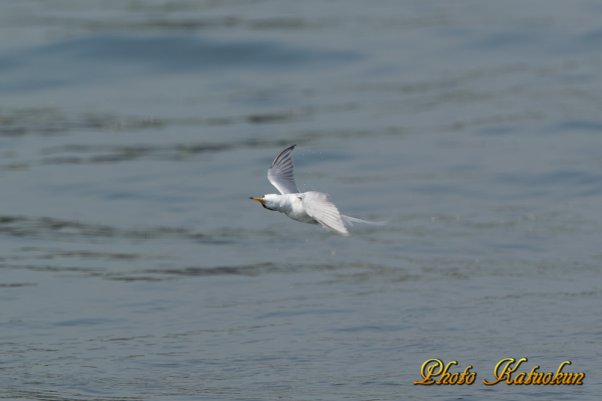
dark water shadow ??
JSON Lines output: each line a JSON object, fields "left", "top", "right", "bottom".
{"left": 0, "top": 34, "right": 358, "bottom": 92}
{"left": 0, "top": 215, "right": 228, "bottom": 244}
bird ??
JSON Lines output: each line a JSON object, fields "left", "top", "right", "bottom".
{"left": 250, "top": 144, "right": 381, "bottom": 236}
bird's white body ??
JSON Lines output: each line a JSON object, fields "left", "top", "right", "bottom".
{"left": 251, "top": 145, "right": 381, "bottom": 236}
{"left": 261, "top": 192, "right": 323, "bottom": 225}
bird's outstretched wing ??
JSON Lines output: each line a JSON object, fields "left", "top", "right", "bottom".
{"left": 267, "top": 144, "right": 299, "bottom": 194}
{"left": 302, "top": 191, "right": 349, "bottom": 236}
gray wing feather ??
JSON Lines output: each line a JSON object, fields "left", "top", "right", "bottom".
{"left": 302, "top": 191, "right": 349, "bottom": 236}
{"left": 267, "top": 144, "right": 299, "bottom": 194}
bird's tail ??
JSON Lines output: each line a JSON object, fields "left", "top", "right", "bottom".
{"left": 342, "top": 215, "right": 386, "bottom": 227}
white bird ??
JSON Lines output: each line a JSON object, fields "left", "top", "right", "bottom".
{"left": 250, "top": 144, "right": 381, "bottom": 236}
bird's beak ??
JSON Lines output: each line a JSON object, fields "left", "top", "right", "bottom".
{"left": 249, "top": 196, "right": 265, "bottom": 204}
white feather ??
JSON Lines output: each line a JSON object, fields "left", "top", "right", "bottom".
{"left": 267, "top": 144, "right": 299, "bottom": 194}
{"left": 302, "top": 191, "right": 349, "bottom": 236}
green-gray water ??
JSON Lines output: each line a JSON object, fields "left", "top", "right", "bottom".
{"left": 1, "top": 1, "right": 601, "bottom": 400}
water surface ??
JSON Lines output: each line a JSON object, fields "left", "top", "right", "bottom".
{"left": 1, "top": 1, "right": 601, "bottom": 400}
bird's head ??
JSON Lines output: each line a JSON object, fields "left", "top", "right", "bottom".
{"left": 249, "top": 194, "right": 279, "bottom": 210}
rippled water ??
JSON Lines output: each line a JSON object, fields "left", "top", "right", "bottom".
{"left": 1, "top": 1, "right": 601, "bottom": 400}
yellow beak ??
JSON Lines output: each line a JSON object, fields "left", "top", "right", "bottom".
{"left": 249, "top": 196, "right": 265, "bottom": 204}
